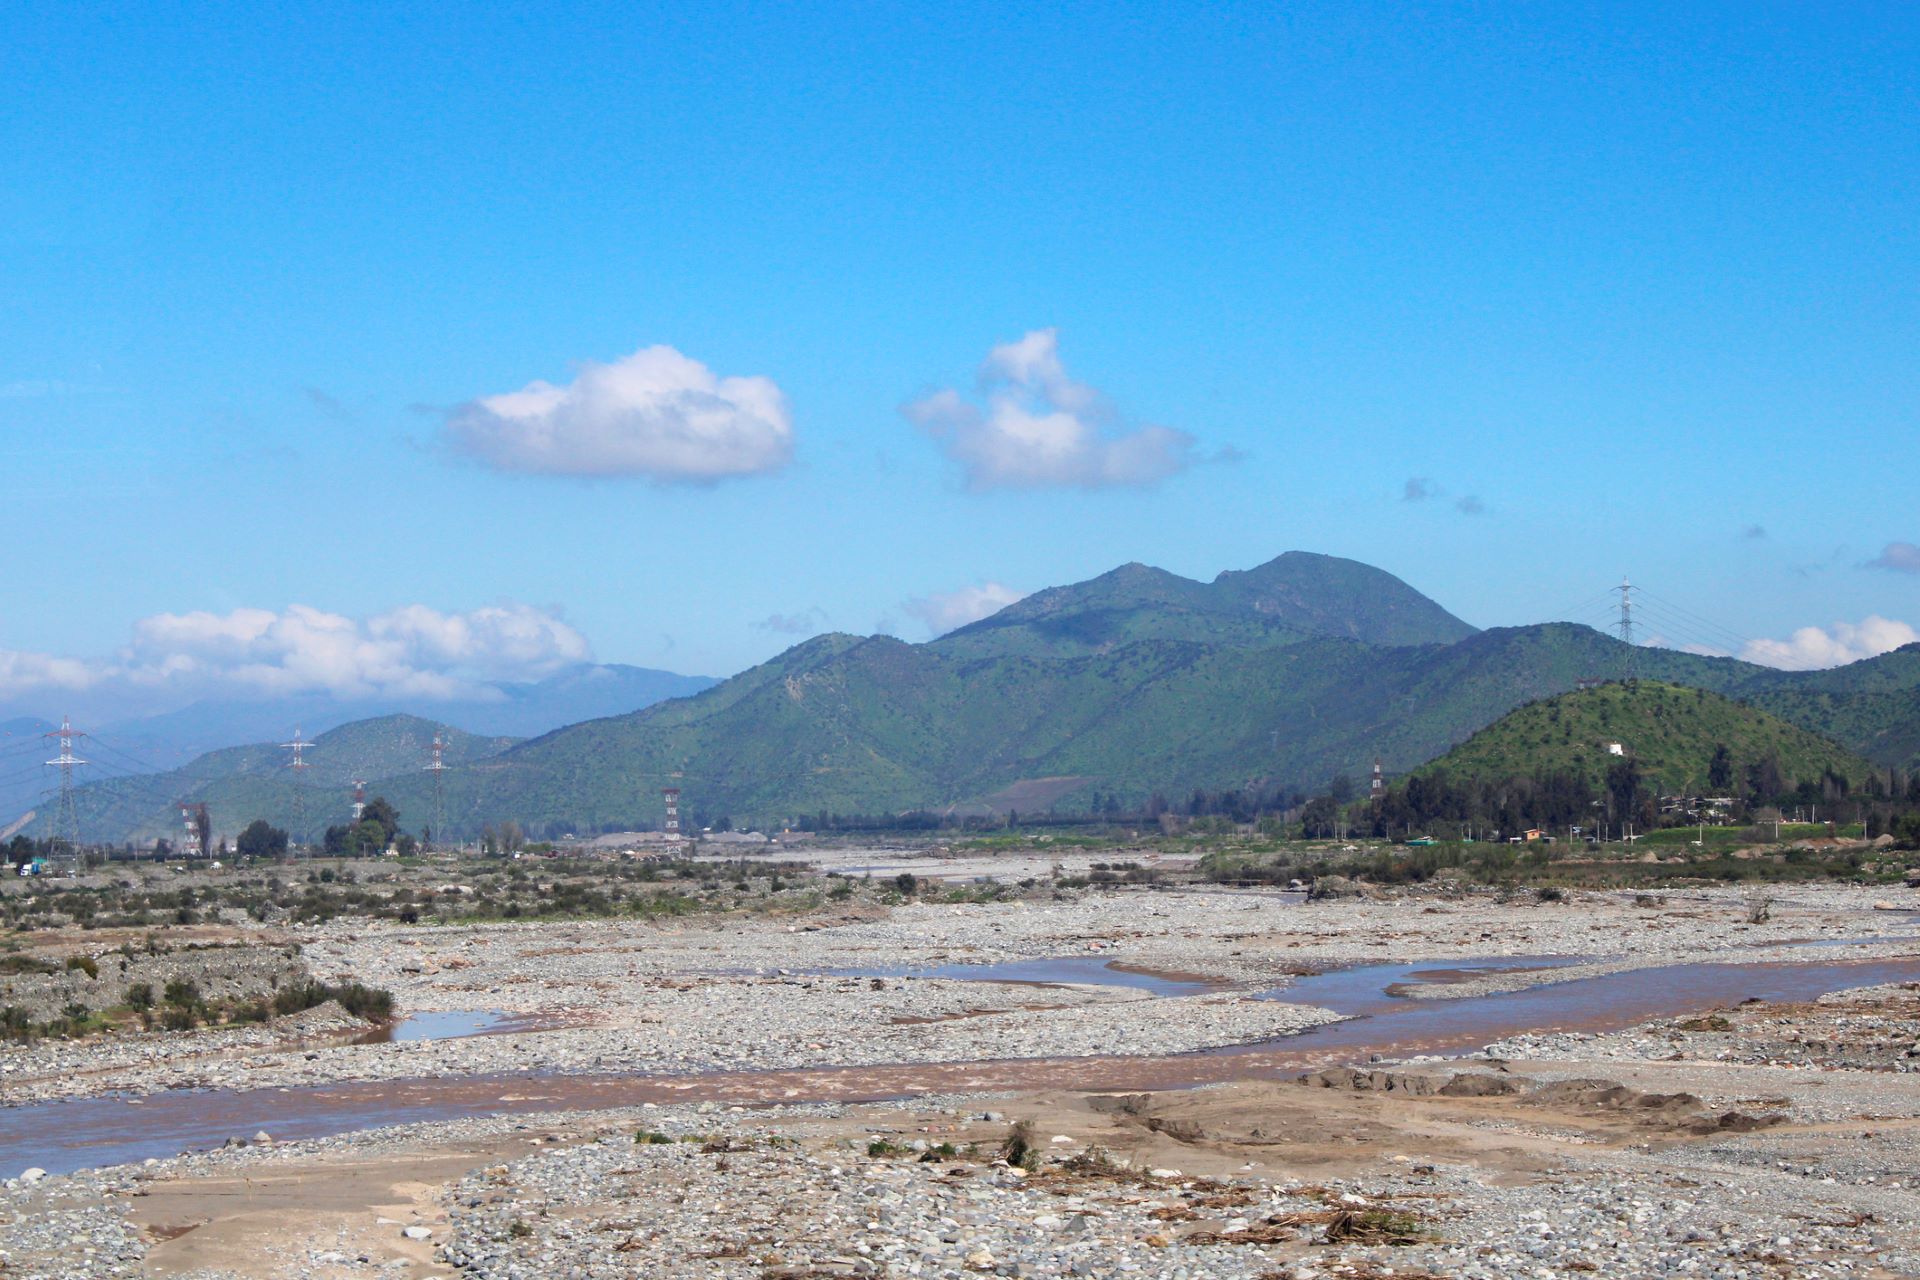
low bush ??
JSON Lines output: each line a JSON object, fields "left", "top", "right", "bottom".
{"left": 271, "top": 980, "right": 395, "bottom": 1023}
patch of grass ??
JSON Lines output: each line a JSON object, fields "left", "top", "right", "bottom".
{"left": 1677, "top": 1014, "right": 1733, "bottom": 1032}
{"left": 1322, "top": 1207, "right": 1433, "bottom": 1245}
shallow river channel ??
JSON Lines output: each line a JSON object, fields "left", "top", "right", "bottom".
{"left": 5, "top": 954, "right": 1918, "bottom": 1176}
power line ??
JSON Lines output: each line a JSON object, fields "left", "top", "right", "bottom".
{"left": 1632, "top": 588, "right": 1759, "bottom": 655}
{"left": 1542, "top": 587, "right": 1622, "bottom": 626}
{"left": 1628, "top": 602, "right": 1743, "bottom": 659}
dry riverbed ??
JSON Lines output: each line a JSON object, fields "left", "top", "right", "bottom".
{"left": 6, "top": 883, "right": 1916, "bottom": 1104}
{"left": 2, "top": 880, "right": 1918, "bottom": 1277}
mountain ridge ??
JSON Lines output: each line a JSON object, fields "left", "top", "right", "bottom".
{"left": 46, "top": 553, "right": 1919, "bottom": 842}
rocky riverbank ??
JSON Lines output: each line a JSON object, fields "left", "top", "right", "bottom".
{"left": 3, "top": 878, "right": 1918, "bottom": 1279}
{"left": 4, "top": 883, "right": 1913, "bottom": 1107}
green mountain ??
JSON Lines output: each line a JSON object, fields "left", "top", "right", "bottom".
{"left": 1742, "top": 644, "right": 1920, "bottom": 773}
{"left": 371, "top": 555, "right": 1890, "bottom": 835}
{"left": 58, "top": 555, "right": 1920, "bottom": 842}
{"left": 938, "top": 552, "right": 1475, "bottom": 657}
{"left": 1415, "top": 681, "right": 1872, "bottom": 794}
{"left": 54, "top": 715, "right": 515, "bottom": 844}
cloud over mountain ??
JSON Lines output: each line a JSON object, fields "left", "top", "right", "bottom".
{"left": 902, "top": 329, "right": 1196, "bottom": 490}
{"left": 445, "top": 345, "right": 793, "bottom": 482}
{"left": 0, "top": 604, "right": 591, "bottom": 702}
{"left": 902, "top": 582, "right": 1027, "bottom": 636}
{"left": 753, "top": 607, "right": 828, "bottom": 635}
{"left": 1740, "top": 615, "right": 1918, "bottom": 671}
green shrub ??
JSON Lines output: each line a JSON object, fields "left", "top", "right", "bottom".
{"left": 999, "top": 1120, "right": 1040, "bottom": 1172}
{"left": 271, "top": 980, "right": 395, "bottom": 1022}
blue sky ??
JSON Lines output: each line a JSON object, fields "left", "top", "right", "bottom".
{"left": 3, "top": 2, "right": 1917, "bottom": 706}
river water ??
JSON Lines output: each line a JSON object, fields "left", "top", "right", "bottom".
{"left": 5, "top": 954, "right": 1918, "bottom": 1177}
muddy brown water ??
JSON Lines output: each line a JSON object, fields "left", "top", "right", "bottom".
{"left": 5, "top": 955, "right": 1919, "bottom": 1177}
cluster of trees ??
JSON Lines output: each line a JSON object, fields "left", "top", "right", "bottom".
{"left": 5, "top": 835, "right": 44, "bottom": 868}
{"left": 1346, "top": 749, "right": 1920, "bottom": 842}
{"left": 320, "top": 797, "right": 415, "bottom": 857}
{"left": 478, "top": 819, "right": 526, "bottom": 855}
{"left": 235, "top": 820, "right": 289, "bottom": 859}
{"left": 1860, "top": 770, "right": 1920, "bottom": 844}
{"left": 1353, "top": 765, "right": 1638, "bottom": 840}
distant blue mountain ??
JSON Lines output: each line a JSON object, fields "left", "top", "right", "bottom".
{"left": 0, "top": 664, "right": 716, "bottom": 828}
{"left": 93, "top": 663, "right": 717, "bottom": 757}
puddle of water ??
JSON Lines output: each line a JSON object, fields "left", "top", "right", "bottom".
{"left": 353, "top": 1010, "right": 537, "bottom": 1045}
{"left": 826, "top": 956, "right": 1221, "bottom": 997}
{"left": 7, "top": 955, "right": 1920, "bottom": 1178}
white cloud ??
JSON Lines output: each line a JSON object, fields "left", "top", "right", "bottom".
{"left": 902, "top": 329, "right": 1197, "bottom": 490}
{"left": 1740, "top": 615, "right": 1919, "bottom": 671}
{"left": 753, "top": 607, "right": 827, "bottom": 635}
{"left": 903, "top": 582, "right": 1027, "bottom": 636}
{"left": 0, "top": 650, "right": 97, "bottom": 696}
{"left": 0, "top": 603, "right": 591, "bottom": 702}
{"left": 445, "top": 345, "right": 793, "bottom": 482}
{"left": 1866, "top": 541, "right": 1920, "bottom": 574}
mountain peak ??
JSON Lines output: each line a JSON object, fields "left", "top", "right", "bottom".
{"left": 1211, "top": 552, "right": 1478, "bottom": 647}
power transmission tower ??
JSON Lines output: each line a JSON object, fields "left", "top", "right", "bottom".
{"left": 178, "top": 800, "right": 209, "bottom": 859}
{"left": 428, "top": 733, "right": 447, "bottom": 849}
{"left": 43, "top": 716, "right": 88, "bottom": 870}
{"left": 282, "top": 727, "right": 313, "bottom": 854}
{"left": 1616, "top": 576, "right": 1636, "bottom": 680}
